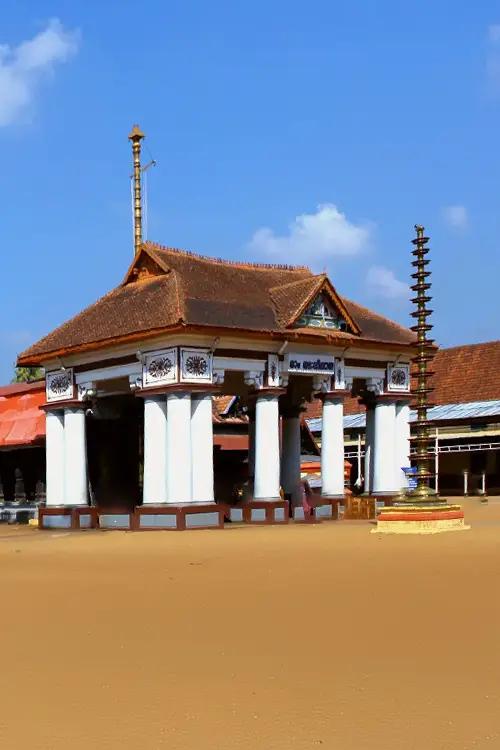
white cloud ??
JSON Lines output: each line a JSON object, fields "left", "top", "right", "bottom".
{"left": 247, "top": 204, "right": 371, "bottom": 268}
{"left": 366, "top": 266, "right": 408, "bottom": 300}
{"left": 0, "top": 18, "right": 79, "bottom": 126}
{"left": 486, "top": 24, "right": 500, "bottom": 94}
{"left": 489, "top": 24, "right": 500, "bottom": 43}
{"left": 443, "top": 204, "right": 468, "bottom": 230}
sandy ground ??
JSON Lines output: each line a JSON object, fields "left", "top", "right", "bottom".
{"left": 1, "top": 499, "right": 500, "bottom": 750}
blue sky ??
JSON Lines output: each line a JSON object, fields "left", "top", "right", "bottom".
{"left": 1, "top": 1, "right": 500, "bottom": 382}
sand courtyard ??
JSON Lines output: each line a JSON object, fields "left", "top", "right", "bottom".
{"left": 2, "top": 498, "right": 500, "bottom": 750}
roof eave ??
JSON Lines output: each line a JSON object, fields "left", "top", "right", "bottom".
{"left": 17, "top": 323, "right": 417, "bottom": 368}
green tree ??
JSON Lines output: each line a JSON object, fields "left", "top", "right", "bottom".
{"left": 11, "top": 366, "right": 44, "bottom": 384}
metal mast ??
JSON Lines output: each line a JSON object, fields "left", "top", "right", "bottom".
{"left": 128, "top": 124, "right": 145, "bottom": 257}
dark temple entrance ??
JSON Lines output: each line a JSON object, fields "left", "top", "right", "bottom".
{"left": 87, "top": 395, "right": 142, "bottom": 511}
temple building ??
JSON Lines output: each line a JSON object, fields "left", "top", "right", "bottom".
{"left": 16, "top": 240, "right": 415, "bottom": 529}
{"left": 14, "top": 126, "right": 416, "bottom": 530}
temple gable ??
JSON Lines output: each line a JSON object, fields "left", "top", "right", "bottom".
{"left": 295, "top": 292, "right": 349, "bottom": 331}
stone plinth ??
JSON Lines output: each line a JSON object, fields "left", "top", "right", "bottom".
{"left": 372, "top": 503, "right": 470, "bottom": 534}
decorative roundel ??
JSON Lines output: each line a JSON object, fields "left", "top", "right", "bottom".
{"left": 49, "top": 373, "right": 71, "bottom": 395}
{"left": 147, "top": 356, "right": 173, "bottom": 380}
{"left": 391, "top": 368, "right": 408, "bottom": 387}
{"left": 185, "top": 355, "right": 208, "bottom": 376}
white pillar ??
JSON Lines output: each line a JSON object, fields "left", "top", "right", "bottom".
{"left": 248, "top": 410, "right": 256, "bottom": 481}
{"left": 253, "top": 392, "right": 281, "bottom": 500}
{"left": 63, "top": 407, "right": 88, "bottom": 506}
{"left": 143, "top": 396, "right": 168, "bottom": 504}
{"left": 371, "top": 399, "right": 398, "bottom": 495}
{"left": 364, "top": 406, "right": 375, "bottom": 493}
{"left": 45, "top": 409, "right": 65, "bottom": 507}
{"left": 281, "top": 411, "right": 302, "bottom": 503}
{"left": 191, "top": 393, "right": 214, "bottom": 503}
{"left": 321, "top": 396, "right": 345, "bottom": 498}
{"left": 395, "top": 401, "right": 411, "bottom": 491}
{"left": 166, "top": 391, "right": 192, "bottom": 504}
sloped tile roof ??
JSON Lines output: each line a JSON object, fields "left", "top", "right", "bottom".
{"left": 19, "top": 243, "right": 415, "bottom": 363}
{"left": 428, "top": 341, "right": 500, "bottom": 404}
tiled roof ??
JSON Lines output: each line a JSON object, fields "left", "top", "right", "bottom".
{"left": 19, "top": 242, "right": 414, "bottom": 363}
{"left": 428, "top": 341, "right": 500, "bottom": 405}
{"left": 0, "top": 384, "right": 46, "bottom": 447}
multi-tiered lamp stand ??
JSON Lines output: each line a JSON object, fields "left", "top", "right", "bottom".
{"left": 374, "top": 226, "right": 469, "bottom": 534}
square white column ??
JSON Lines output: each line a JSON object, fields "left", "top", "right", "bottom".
{"left": 320, "top": 395, "right": 345, "bottom": 498}
{"left": 371, "top": 399, "right": 399, "bottom": 495}
{"left": 364, "top": 406, "right": 375, "bottom": 493}
{"left": 247, "top": 409, "right": 256, "bottom": 481}
{"left": 395, "top": 401, "right": 411, "bottom": 491}
{"left": 45, "top": 409, "right": 65, "bottom": 507}
{"left": 143, "top": 395, "right": 168, "bottom": 504}
{"left": 253, "top": 392, "right": 281, "bottom": 500}
{"left": 166, "top": 391, "right": 192, "bottom": 504}
{"left": 63, "top": 407, "right": 88, "bottom": 506}
{"left": 191, "top": 393, "right": 215, "bottom": 503}
{"left": 280, "top": 409, "right": 302, "bottom": 503}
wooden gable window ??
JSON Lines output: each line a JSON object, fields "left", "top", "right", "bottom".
{"left": 296, "top": 293, "right": 348, "bottom": 331}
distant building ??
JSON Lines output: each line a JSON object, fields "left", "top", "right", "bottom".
{"left": 306, "top": 341, "right": 500, "bottom": 496}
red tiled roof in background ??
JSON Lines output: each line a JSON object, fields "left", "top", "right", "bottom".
{"left": 428, "top": 341, "right": 500, "bottom": 405}
{"left": 0, "top": 381, "right": 46, "bottom": 448}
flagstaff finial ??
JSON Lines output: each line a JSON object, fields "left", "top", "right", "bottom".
{"left": 129, "top": 124, "right": 145, "bottom": 256}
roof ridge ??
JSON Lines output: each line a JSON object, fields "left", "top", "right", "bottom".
{"left": 170, "top": 269, "right": 185, "bottom": 322}
{"left": 268, "top": 274, "right": 321, "bottom": 294}
{"left": 144, "top": 241, "right": 311, "bottom": 273}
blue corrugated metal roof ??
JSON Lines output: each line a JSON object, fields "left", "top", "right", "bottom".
{"left": 306, "top": 399, "right": 500, "bottom": 433}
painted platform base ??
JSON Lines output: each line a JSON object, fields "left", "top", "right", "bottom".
{"left": 296, "top": 499, "right": 340, "bottom": 522}
{"left": 134, "top": 503, "right": 225, "bottom": 531}
{"left": 316, "top": 498, "right": 341, "bottom": 520}
{"left": 239, "top": 500, "right": 289, "bottom": 525}
{"left": 372, "top": 504, "right": 470, "bottom": 535}
{"left": 290, "top": 505, "right": 319, "bottom": 523}
{"left": 39, "top": 504, "right": 226, "bottom": 531}
{"left": 39, "top": 506, "right": 99, "bottom": 530}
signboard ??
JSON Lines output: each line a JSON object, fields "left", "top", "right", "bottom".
{"left": 285, "top": 352, "right": 336, "bottom": 376}
{"left": 403, "top": 466, "right": 417, "bottom": 490}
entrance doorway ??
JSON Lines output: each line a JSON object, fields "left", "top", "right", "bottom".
{"left": 86, "top": 395, "right": 142, "bottom": 511}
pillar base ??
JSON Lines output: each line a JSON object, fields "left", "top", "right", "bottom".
{"left": 372, "top": 503, "right": 470, "bottom": 535}
{"left": 313, "top": 498, "right": 341, "bottom": 521}
{"left": 134, "top": 503, "right": 225, "bottom": 530}
{"left": 39, "top": 506, "right": 98, "bottom": 530}
{"left": 290, "top": 504, "right": 320, "bottom": 523}
{"left": 239, "top": 500, "right": 289, "bottom": 525}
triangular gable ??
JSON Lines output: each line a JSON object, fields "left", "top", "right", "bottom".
{"left": 122, "top": 244, "right": 170, "bottom": 285}
{"left": 272, "top": 275, "right": 360, "bottom": 334}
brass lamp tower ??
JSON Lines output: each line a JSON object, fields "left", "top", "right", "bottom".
{"left": 374, "top": 225, "right": 468, "bottom": 532}
{"left": 407, "top": 225, "right": 437, "bottom": 502}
